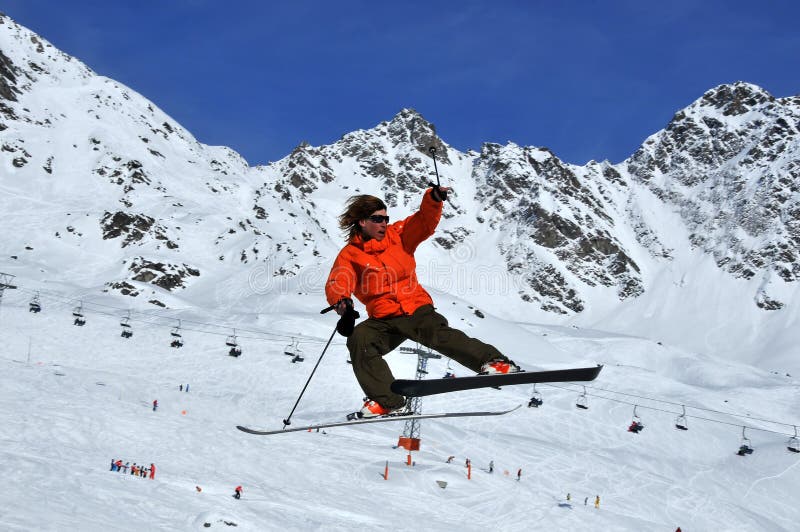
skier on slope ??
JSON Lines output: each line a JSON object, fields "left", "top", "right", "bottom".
{"left": 325, "top": 186, "right": 519, "bottom": 418}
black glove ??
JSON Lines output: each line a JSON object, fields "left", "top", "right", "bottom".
{"left": 336, "top": 299, "right": 360, "bottom": 337}
{"left": 429, "top": 183, "right": 447, "bottom": 202}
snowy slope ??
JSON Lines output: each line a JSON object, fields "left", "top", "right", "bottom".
{"left": 1, "top": 290, "right": 798, "bottom": 531}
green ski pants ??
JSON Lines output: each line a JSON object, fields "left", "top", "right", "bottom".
{"left": 346, "top": 305, "right": 505, "bottom": 409}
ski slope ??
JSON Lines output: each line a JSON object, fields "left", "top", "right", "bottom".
{"left": 1, "top": 288, "right": 797, "bottom": 531}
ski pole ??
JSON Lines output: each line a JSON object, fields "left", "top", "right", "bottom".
{"left": 282, "top": 322, "right": 338, "bottom": 428}
{"left": 427, "top": 146, "right": 451, "bottom": 204}
{"left": 428, "top": 146, "right": 441, "bottom": 189}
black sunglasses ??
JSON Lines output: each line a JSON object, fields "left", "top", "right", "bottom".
{"left": 367, "top": 215, "right": 390, "bottom": 223}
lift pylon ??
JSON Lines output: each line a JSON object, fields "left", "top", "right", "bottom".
{"left": 397, "top": 345, "right": 441, "bottom": 451}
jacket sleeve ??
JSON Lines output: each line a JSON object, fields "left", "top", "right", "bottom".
{"left": 325, "top": 247, "right": 356, "bottom": 305}
{"left": 398, "top": 188, "right": 442, "bottom": 254}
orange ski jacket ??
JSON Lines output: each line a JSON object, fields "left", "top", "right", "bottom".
{"left": 326, "top": 189, "right": 442, "bottom": 318}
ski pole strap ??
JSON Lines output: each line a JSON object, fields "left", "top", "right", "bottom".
{"left": 429, "top": 184, "right": 447, "bottom": 202}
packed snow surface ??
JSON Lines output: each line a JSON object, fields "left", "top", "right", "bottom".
{"left": 1, "top": 290, "right": 798, "bottom": 531}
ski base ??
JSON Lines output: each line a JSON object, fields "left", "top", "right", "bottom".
{"left": 237, "top": 405, "right": 521, "bottom": 436}
{"left": 391, "top": 365, "right": 603, "bottom": 397}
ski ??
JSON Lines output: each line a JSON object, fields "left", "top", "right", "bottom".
{"left": 237, "top": 405, "right": 521, "bottom": 436}
{"left": 391, "top": 365, "right": 603, "bottom": 397}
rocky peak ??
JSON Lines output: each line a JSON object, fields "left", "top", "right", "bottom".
{"left": 625, "top": 81, "right": 800, "bottom": 304}
{"left": 698, "top": 81, "right": 775, "bottom": 116}
{"left": 384, "top": 108, "right": 440, "bottom": 151}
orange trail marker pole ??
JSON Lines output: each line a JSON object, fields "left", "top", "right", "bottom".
{"left": 384, "top": 460, "right": 389, "bottom": 480}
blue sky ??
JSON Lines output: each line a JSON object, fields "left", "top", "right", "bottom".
{"left": 4, "top": 1, "right": 799, "bottom": 166}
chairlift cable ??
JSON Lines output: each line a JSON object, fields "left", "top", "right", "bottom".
{"left": 11, "top": 286, "right": 334, "bottom": 345}
{"left": 543, "top": 382, "right": 798, "bottom": 437}
{"left": 544, "top": 381, "right": 799, "bottom": 429}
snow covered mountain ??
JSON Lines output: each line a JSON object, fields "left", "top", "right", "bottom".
{"left": 2, "top": 13, "right": 799, "bottom": 373}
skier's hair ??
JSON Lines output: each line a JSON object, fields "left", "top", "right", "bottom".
{"left": 339, "top": 195, "right": 387, "bottom": 240}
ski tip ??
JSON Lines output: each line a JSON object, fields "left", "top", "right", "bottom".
{"left": 237, "top": 425, "right": 264, "bottom": 434}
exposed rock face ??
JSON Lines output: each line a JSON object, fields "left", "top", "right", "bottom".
{"left": 471, "top": 142, "right": 644, "bottom": 313}
{"left": 628, "top": 82, "right": 800, "bottom": 306}
{"left": 128, "top": 258, "right": 199, "bottom": 291}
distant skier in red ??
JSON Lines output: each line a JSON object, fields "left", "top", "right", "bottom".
{"left": 233, "top": 485, "right": 242, "bottom": 499}
{"left": 149, "top": 463, "right": 156, "bottom": 479}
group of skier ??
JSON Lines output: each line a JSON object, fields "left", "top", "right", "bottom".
{"left": 109, "top": 459, "right": 156, "bottom": 479}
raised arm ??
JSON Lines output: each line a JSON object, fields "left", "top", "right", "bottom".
{"left": 398, "top": 188, "right": 444, "bottom": 254}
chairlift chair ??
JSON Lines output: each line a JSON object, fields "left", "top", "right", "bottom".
{"left": 72, "top": 303, "right": 86, "bottom": 326}
{"left": 628, "top": 405, "right": 645, "bottom": 433}
{"left": 229, "top": 345, "right": 242, "bottom": 357}
{"left": 120, "top": 315, "right": 133, "bottom": 338}
{"left": 788, "top": 427, "right": 800, "bottom": 453}
{"left": 675, "top": 405, "right": 689, "bottom": 431}
{"left": 575, "top": 386, "right": 589, "bottom": 410}
{"left": 528, "top": 384, "right": 543, "bottom": 408}
{"left": 29, "top": 293, "right": 42, "bottom": 313}
{"left": 169, "top": 320, "right": 184, "bottom": 347}
{"left": 291, "top": 341, "right": 304, "bottom": 360}
{"left": 226, "top": 329, "right": 238, "bottom": 347}
{"left": 284, "top": 337, "right": 299, "bottom": 356}
{"left": 737, "top": 427, "right": 754, "bottom": 456}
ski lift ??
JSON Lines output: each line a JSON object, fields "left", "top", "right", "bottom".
{"left": 284, "top": 338, "right": 304, "bottom": 362}
{"left": 788, "top": 426, "right": 800, "bottom": 454}
{"left": 443, "top": 359, "right": 456, "bottom": 378}
{"left": 226, "top": 329, "right": 238, "bottom": 347}
{"left": 120, "top": 314, "right": 133, "bottom": 339}
{"left": 170, "top": 320, "right": 184, "bottom": 348}
{"left": 575, "top": 386, "right": 589, "bottom": 410}
{"left": 72, "top": 302, "right": 86, "bottom": 326}
{"left": 736, "top": 427, "right": 754, "bottom": 456}
{"left": 675, "top": 405, "right": 688, "bottom": 431}
{"left": 29, "top": 292, "right": 42, "bottom": 313}
{"left": 627, "top": 405, "right": 644, "bottom": 433}
{"left": 225, "top": 329, "right": 242, "bottom": 356}
{"left": 528, "top": 384, "right": 543, "bottom": 408}
{"left": 283, "top": 337, "right": 299, "bottom": 356}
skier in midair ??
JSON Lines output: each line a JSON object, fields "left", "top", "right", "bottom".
{"left": 326, "top": 186, "right": 519, "bottom": 418}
